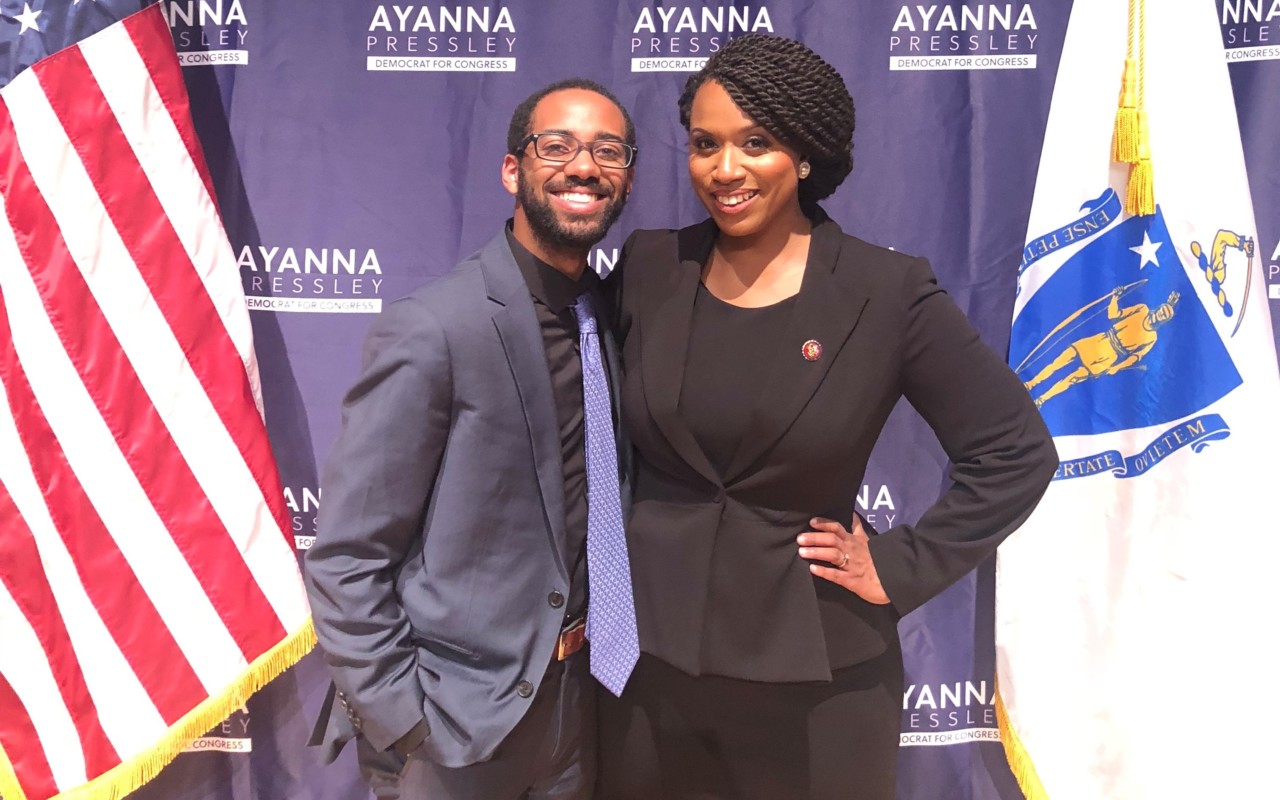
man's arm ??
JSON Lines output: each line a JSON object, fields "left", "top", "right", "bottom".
{"left": 304, "top": 296, "right": 453, "bottom": 752}
{"left": 1211, "top": 229, "right": 1244, "bottom": 265}
{"left": 1106, "top": 290, "right": 1123, "bottom": 319}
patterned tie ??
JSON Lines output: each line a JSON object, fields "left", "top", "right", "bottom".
{"left": 571, "top": 293, "right": 639, "bottom": 696}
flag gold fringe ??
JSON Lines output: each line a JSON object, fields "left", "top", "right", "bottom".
{"left": 1110, "top": 59, "right": 1138, "bottom": 163}
{"left": 1, "top": 734, "right": 24, "bottom": 800}
{"left": 0, "top": 618, "right": 315, "bottom": 800}
{"left": 996, "top": 685, "right": 1050, "bottom": 800}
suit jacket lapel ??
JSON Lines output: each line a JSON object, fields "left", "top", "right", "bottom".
{"left": 480, "top": 234, "right": 569, "bottom": 578}
{"left": 639, "top": 221, "right": 722, "bottom": 487}
{"left": 722, "top": 216, "right": 869, "bottom": 483}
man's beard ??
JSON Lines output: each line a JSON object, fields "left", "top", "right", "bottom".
{"left": 517, "top": 170, "right": 628, "bottom": 251}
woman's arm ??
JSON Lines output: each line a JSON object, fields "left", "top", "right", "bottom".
{"left": 863, "top": 257, "right": 1058, "bottom": 616}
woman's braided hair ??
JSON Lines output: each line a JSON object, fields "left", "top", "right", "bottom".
{"left": 678, "top": 34, "right": 855, "bottom": 213}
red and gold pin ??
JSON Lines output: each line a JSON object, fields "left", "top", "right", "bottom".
{"left": 801, "top": 339, "right": 822, "bottom": 361}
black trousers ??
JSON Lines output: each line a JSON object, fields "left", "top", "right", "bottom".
{"left": 597, "top": 644, "right": 903, "bottom": 800}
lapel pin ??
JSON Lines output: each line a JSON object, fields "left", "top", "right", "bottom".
{"left": 801, "top": 339, "right": 822, "bottom": 361}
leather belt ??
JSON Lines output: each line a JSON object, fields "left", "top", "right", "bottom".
{"left": 555, "top": 617, "right": 586, "bottom": 661}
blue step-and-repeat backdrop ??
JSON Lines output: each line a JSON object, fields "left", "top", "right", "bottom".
{"left": 125, "top": 1, "right": 1280, "bottom": 798}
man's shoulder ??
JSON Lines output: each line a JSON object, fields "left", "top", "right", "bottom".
{"left": 390, "top": 233, "right": 512, "bottom": 314}
{"left": 402, "top": 261, "right": 485, "bottom": 306}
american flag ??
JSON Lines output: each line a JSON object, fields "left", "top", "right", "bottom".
{"left": 0, "top": 3, "right": 313, "bottom": 799}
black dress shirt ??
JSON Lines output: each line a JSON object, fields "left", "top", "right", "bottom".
{"left": 681, "top": 283, "right": 798, "bottom": 475}
{"left": 505, "top": 225, "right": 595, "bottom": 623}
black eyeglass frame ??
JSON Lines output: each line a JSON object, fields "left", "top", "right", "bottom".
{"left": 515, "top": 132, "right": 638, "bottom": 169}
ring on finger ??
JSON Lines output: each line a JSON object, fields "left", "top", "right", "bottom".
{"left": 839, "top": 551, "right": 850, "bottom": 569}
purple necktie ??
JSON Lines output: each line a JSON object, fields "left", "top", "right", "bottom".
{"left": 572, "top": 293, "right": 639, "bottom": 696}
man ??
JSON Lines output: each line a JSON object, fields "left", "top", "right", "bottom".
{"left": 304, "top": 79, "right": 639, "bottom": 800}
{"left": 1024, "top": 288, "right": 1180, "bottom": 408}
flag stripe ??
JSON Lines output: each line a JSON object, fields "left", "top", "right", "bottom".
{"left": 21, "top": 53, "right": 296, "bottom": 660}
{"left": 78, "top": 26, "right": 308, "bottom": 630}
{"left": 47, "top": 30, "right": 291, "bottom": 547}
{"left": 0, "top": 486, "right": 118, "bottom": 781}
{"left": 120, "top": 7, "right": 220, "bottom": 229}
{"left": 83, "top": 19, "right": 252, "bottom": 384}
{"left": 102, "top": 22, "right": 290, "bottom": 545}
{"left": 0, "top": 333, "right": 167, "bottom": 763}
{"left": 34, "top": 41, "right": 300, "bottom": 636}
{"left": 0, "top": 101, "right": 253, "bottom": 700}
{"left": 0, "top": 274, "right": 206, "bottom": 729}
{"left": 117, "top": 14, "right": 281, "bottom": 491}
{"left": 116, "top": 10, "right": 275, "bottom": 453}
{"left": 10, "top": 60, "right": 290, "bottom": 662}
{"left": 0, "top": 669, "right": 59, "bottom": 800}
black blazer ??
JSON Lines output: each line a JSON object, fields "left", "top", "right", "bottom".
{"left": 612, "top": 213, "right": 1057, "bottom": 683}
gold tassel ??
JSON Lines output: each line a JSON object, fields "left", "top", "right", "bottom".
{"left": 1126, "top": 159, "right": 1155, "bottom": 216}
{"left": 1111, "top": 59, "right": 1138, "bottom": 163}
{"left": 1125, "top": 111, "right": 1155, "bottom": 217}
{"left": 1122, "top": 0, "right": 1155, "bottom": 216}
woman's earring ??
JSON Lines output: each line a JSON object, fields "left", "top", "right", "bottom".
{"left": 798, "top": 161, "right": 811, "bottom": 179}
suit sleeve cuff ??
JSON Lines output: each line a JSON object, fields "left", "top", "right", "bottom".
{"left": 353, "top": 691, "right": 429, "bottom": 753}
{"left": 391, "top": 719, "right": 430, "bottom": 757}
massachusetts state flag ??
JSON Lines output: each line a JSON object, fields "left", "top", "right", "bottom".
{"left": 0, "top": 3, "right": 313, "bottom": 799}
{"left": 996, "top": 0, "right": 1280, "bottom": 797}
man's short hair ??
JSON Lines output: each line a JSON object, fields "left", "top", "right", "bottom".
{"left": 506, "top": 79, "right": 636, "bottom": 156}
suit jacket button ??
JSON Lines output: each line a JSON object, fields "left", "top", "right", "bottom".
{"left": 516, "top": 680, "right": 534, "bottom": 698}
{"left": 548, "top": 590, "right": 565, "bottom": 608}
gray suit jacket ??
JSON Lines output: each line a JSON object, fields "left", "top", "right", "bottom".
{"left": 304, "top": 231, "right": 629, "bottom": 769}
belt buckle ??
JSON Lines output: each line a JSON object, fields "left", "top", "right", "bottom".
{"left": 556, "top": 617, "right": 586, "bottom": 661}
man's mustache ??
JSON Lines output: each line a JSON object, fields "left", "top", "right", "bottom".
{"left": 545, "top": 177, "right": 615, "bottom": 198}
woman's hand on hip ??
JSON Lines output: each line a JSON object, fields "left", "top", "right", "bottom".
{"left": 797, "top": 515, "right": 891, "bottom": 605}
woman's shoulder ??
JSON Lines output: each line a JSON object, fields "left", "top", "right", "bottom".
{"left": 812, "top": 214, "right": 919, "bottom": 271}
{"left": 815, "top": 216, "right": 934, "bottom": 297}
{"left": 622, "top": 226, "right": 676, "bottom": 246}
{"left": 614, "top": 220, "right": 716, "bottom": 286}
{"left": 623, "top": 218, "right": 717, "bottom": 254}
{"left": 838, "top": 233, "right": 920, "bottom": 268}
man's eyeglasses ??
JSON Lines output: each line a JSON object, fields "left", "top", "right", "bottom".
{"left": 517, "top": 132, "right": 637, "bottom": 169}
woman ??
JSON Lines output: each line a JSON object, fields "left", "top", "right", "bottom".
{"left": 598, "top": 34, "right": 1057, "bottom": 799}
